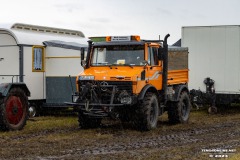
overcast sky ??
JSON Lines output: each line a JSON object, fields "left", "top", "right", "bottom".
{"left": 0, "top": 0, "right": 239, "bottom": 44}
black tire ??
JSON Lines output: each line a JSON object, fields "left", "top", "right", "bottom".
{"left": 208, "top": 106, "right": 217, "bottom": 114}
{"left": 0, "top": 88, "right": 28, "bottom": 131}
{"left": 78, "top": 111, "right": 102, "bottom": 129}
{"left": 168, "top": 91, "right": 191, "bottom": 124}
{"left": 134, "top": 92, "right": 159, "bottom": 131}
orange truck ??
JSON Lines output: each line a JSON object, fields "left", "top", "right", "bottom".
{"left": 70, "top": 34, "right": 190, "bottom": 131}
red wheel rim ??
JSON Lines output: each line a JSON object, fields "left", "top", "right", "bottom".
{"left": 5, "top": 96, "right": 24, "bottom": 125}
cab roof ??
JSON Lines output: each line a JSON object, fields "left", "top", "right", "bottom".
{"left": 93, "top": 40, "right": 155, "bottom": 46}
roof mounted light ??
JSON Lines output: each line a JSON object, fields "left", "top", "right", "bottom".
{"left": 106, "top": 35, "right": 140, "bottom": 42}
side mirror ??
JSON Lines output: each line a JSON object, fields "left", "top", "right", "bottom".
{"left": 142, "top": 60, "right": 149, "bottom": 66}
{"left": 81, "top": 48, "right": 85, "bottom": 61}
{"left": 81, "top": 48, "right": 87, "bottom": 68}
{"left": 81, "top": 60, "right": 87, "bottom": 68}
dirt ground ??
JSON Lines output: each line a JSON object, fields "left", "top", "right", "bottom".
{"left": 1, "top": 106, "right": 240, "bottom": 160}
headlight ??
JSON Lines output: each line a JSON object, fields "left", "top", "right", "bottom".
{"left": 120, "top": 96, "right": 132, "bottom": 104}
{"left": 78, "top": 75, "right": 95, "bottom": 80}
{"left": 118, "top": 90, "right": 132, "bottom": 105}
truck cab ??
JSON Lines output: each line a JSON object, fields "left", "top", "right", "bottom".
{"left": 72, "top": 35, "right": 190, "bottom": 131}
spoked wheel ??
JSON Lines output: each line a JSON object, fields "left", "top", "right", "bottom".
{"left": 0, "top": 88, "right": 28, "bottom": 131}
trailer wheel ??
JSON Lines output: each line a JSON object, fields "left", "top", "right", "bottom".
{"left": 78, "top": 111, "right": 101, "bottom": 129}
{"left": 208, "top": 106, "right": 217, "bottom": 114}
{"left": 168, "top": 91, "right": 190, "bottom": 124}
{"left": 134, "top": 92, "right": 159, "bottom": 131}
{"left": 0, "top": 88, "right": 28, "bottom": 131}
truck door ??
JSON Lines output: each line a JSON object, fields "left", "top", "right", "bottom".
{"left": 147, "top": 46, "right": 162, "bottom": 90}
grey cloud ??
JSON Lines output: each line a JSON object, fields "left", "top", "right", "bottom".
{"left": 89, "top": 18, "right": 111, "bottom": 24}
{"left": 156, "top": 8, "right": 173, "bottom": 16}
{"left": 54, "top": 3, "right": 85, "bottom": 13}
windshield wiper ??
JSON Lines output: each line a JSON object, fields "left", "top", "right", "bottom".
{"left": 120, "top": 64, "right": 133, "bottom": 68}
{"left": 92, "top": 62, "right": 109, "bottom": 66}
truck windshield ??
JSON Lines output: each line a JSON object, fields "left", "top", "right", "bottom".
{"left": 91, "top": 45, "right": 144, "bottom": 66}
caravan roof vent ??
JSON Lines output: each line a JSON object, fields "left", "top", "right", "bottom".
{"left": 11, "top": 23, "right": 85, "bottom": 38}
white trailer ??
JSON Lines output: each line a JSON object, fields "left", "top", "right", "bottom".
{"left": 0, "top": 23, "right": 88, "bottom": 115}
{"left": 182, "top": 25, "right": 240, "bottom": 108}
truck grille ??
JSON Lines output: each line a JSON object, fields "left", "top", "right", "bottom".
{"left": 78, "top": 80, "right": 133, "bottom": 104}
{"left": 110, "top": 77, "right": 131, "bottom": 81}
{"left": 104, "top": 81, "right": 132, "bottom": 92}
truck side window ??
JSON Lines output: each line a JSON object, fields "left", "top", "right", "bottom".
{"left": 32, "top": 46, "right": 45, "bottom": 72}
{"left": 148, "top": 47, "right": 158, "bottom": 66}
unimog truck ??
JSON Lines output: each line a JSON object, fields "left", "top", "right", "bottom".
{"left": 70, "top": 34, "right": 190, "bottom": 131}
{"left": 0, "top": 82, "right": 30, "bottom": 131}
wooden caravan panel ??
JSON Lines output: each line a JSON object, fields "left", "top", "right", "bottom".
{"left": 0, "top": 32, "right": 19, "bottom": 83}
{"left": 0, "top": 47, "right": 19, "bottom": 75}
{"left": 45, "top": 47, "right": 83, "bottom": 77}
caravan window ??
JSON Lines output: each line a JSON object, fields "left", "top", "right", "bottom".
{"left": 32, "top": 46, "right": 45, "bottom": 72}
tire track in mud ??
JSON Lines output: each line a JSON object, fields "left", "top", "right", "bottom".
{"left": 0, "top": 127, "right": 77, "bottom": 143}
{"left": 48, "top": 121, "right": 240, "bottom": 159}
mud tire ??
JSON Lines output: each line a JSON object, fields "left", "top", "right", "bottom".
{"left": 208, "top": 106, "right": 217, "bottom": 114}
{"left": 0, "top": 88, "right": 28, "bottom": 131}
{"left": 168, "top": 91, "right": 191, "bottom": 124}
{"left": 78, "top": 111, "right": 101, "bottom": 129}
{"left": 133, "top": 92, "right": 159, "bottom": 131}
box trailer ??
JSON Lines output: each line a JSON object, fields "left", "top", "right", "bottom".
{"left": 0, "top": 23, "right": 88, "bottom": 116}
{"left": 182, "top": 25, "right": 240, "bottom": 111}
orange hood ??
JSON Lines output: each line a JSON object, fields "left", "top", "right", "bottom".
{"left": 78, "top": 66, "right": 144, "bottom": 81}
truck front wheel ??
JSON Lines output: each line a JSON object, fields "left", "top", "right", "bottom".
{"left": 0, "top": 88, "right": 28, "bottom": 131}
{"left": 134, "top": 92, "right": 159, "bottom": 131}
{"left": 168, "top": 91, "right": 191, "bottom": 124}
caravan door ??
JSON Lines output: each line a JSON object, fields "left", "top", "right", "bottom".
{"left": 23, "top": 46, "right": 45, "bottom": 101}
{"left": 0, "top": 31, "right": 19, "bottom": 83}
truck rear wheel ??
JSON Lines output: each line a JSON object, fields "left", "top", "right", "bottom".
{"left": 134, "top": 92, "right": 159, "bottom": 131}
{"left": 78, "top": 111, "right": 102, "bottom": 129}
{"left": 168, "top": 91, "right": 190, "bottom": 124}
{"left": 0, "top": 88, "right": 28, "bottom": 131}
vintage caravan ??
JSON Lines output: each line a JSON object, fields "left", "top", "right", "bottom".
{"left": 0, "top": 23, "right": 88, "bottom": 116}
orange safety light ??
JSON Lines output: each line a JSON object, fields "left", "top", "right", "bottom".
{"left": 131, "top": 35, "right": 140, "bottom": 41}
{"left": 106, "top": 36, "right": 111, "bottom": 41}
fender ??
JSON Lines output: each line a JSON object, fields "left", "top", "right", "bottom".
{"left": 138, "top": 84, "right": 158, "bottom": 100}
{"left": 0, "top": 83, "right": 30, "bottom": 97}
{"left": 173, "top": 84, "right": 189, "bottom": 101}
